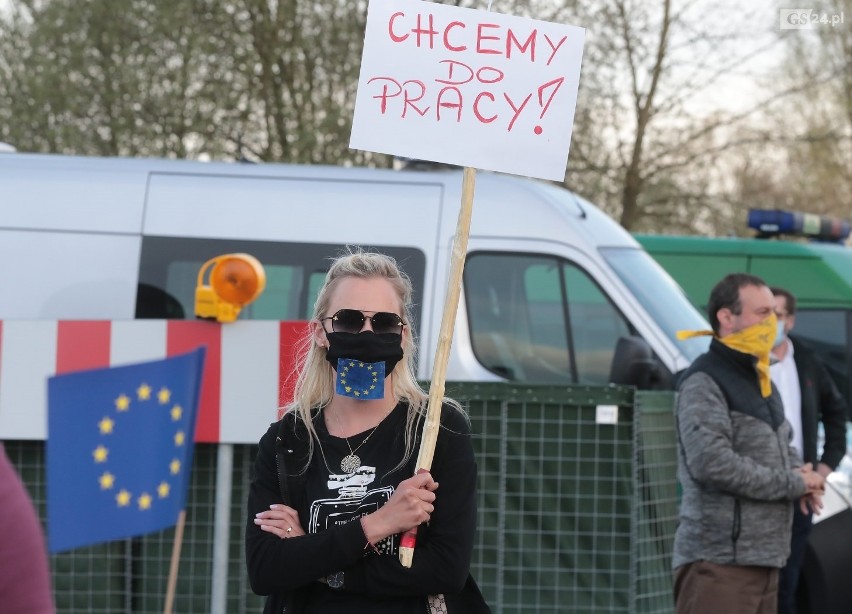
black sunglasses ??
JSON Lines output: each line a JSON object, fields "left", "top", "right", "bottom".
{"left": 320, "top": 309, "right": 406, "bottom": 335}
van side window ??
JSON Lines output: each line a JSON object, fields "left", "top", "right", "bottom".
{"left": 464, "top": 253, "right": 632, "bottom": 383}
{"left": 793, "top": 309, "right": 851, "bottom": 409}
{"left": 136, "top": 238, "right": 426, "bottom": 327}
{"left": 562, "top": 265, "right": 632, "bottom": 382}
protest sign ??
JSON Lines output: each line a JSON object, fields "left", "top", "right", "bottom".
{"left": 350, "top": 0, "right": 585, "bottom": 181}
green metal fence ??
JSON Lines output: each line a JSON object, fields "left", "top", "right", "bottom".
{"left": 6, "top": 383, "right": 678, "bottom": 613}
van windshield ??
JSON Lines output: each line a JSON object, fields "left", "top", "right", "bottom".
{"left": 601, "top": 247, "right": 710, "bottom": 363}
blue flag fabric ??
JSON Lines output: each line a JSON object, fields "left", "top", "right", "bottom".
{"left": 47, "top": 348, "right": 206, "bottom": 553}
{"left": 334, "top": 358, "right": 385, "bottom": 400}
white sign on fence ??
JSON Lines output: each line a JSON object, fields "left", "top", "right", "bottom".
{"left": 350, "top": 0, "right": 585, "bottom": 181}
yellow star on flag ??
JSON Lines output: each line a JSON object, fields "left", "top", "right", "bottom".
{"left": 138, "top": 493, "right": 152, "bottom": 510}
{"left": 99, "top": 472, "right": 115, "bottom": 490}
{"left": 170, "top": 405, "right": 182, "bottom": 421}
{"left": 157, "top": 387, "right": 171, "bottom": 404}
{"left": 174, "top": 431, "right": 185, "bottom": 446}
{"left": 137, "top": 383, "right": 152, "bottom": 400}
{"left": 98, "top": 417, "right": 115, "bottom": 435}
{"left": 115, "top": 394, "right": 131, "bottom": 411}
{"left": 157, "top": 482, "right": 170, "bottom": 498}
{"left": 93, "top": 445, "right": 109, "bottom": 463}
{"left": 170, "top": 459, "right": 181, "bottom": 475}
{"left": 116, "top": 490, "right": 132, "bottom": 507}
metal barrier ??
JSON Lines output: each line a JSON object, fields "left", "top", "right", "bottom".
{"left": 6, "top": 383, "right": 678, "bottom": 613}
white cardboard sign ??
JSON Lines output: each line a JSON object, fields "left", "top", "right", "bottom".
{"left": 350, "top": 0, "right": 585, "bottom": 181}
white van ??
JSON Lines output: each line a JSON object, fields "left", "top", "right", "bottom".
{"left": 0, "top": 153, "right": 709, "bottom": 439}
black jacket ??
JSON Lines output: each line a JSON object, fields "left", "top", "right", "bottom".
{"left": 244, "top": 403, "right": 490, "bottom": 614}
{"left": 788, "top": 336, "right": 848, "bottom": 470}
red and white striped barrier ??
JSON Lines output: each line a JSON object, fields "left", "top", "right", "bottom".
{"left": 0, "top": 320, "right": 308, "bottom": 443}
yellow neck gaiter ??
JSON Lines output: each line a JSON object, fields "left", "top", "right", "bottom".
{"left": 677, "top": 313, "right": 777, "bottom": 398}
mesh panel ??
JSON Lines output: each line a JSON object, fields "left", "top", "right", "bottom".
{"left": 458, "top": 384, "right": 636, "bottom": 613}
{"left": 6, "top": 442, "right": 267, "bottom": 614}
{"left": 632, "top": 391, "right": 679, "bottom": 613}
{"left": 6, "top": 383, "right": 677, "bottom": 614}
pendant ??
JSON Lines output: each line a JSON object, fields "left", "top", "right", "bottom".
{"left": 341, "top": 454, "right": 361, "bottom": 474}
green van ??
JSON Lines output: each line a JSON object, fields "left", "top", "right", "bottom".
{"left": 635, "top": 234, "right": 852, "bottom": 414}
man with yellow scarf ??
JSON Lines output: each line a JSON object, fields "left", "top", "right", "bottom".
{"left": 672, "top": 273, "right": 825, "bottom": 614}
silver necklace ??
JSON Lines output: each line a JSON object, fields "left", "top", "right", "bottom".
{"left": 335, "top": 405, "right": 393, "bottom": 473}
{"left": 340, "top": 424, "right": 381, "bottom": 473}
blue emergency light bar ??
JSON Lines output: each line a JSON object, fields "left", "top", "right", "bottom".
{"left": 748, "top": 209, "right": 851, "bottom": 243}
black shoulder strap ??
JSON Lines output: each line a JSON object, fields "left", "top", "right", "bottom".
{"left": 273, "top": 413, "right": 312, "bottom": 506}
{"left": 275, "top": 418, "right": 291, "bottom": 504}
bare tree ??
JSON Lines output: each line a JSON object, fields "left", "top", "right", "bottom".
{"left": 563, "top": 0, "right": 792, "bottom": 233}
{"left": 0, "top": 0, "right": 243, "bottom": 158}
{"left": 232, "top": 0, "right": 374, "bottom": 164}
{"left": 772, "top": 0, "right": 851, "bottom": 218}
{"left": 0, "top": 0, "right": 846, "bottom": 237}
{"left": 0, "top": 0, "right": 381, "bottom": 164}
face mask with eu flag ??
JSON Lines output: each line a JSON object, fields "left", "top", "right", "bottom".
{"left": 325, "top": 332, "right": 404, "bottom": 400}
{"left": 677, "top": 313, "right": 777, "bottom": 398}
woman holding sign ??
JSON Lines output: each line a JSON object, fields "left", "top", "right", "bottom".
{"left": 245, "top": 248, "right": 490, "bottom": 613}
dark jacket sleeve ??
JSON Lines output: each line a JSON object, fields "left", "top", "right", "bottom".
{"left": 814, "top": 357, "right": 848, "bottom": 471}
{"left": 791, "top": 337, "right": 849, "bottom": 470}
{"left": 244, "top": 420, "right": 367, "bottom": 595}
{"left": 342, "top": 405, "right": 478, "bottom": 597}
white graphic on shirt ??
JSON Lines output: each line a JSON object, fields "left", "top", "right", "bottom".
{"left": 308, "top": 465, "right": 396, "bottom": 555}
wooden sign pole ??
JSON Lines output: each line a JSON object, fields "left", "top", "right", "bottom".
{"left": 163, "top": 509, "right": 187, "bottom": 614}
{"left": 399, "top": 166, "right": 477, "bottom": 568}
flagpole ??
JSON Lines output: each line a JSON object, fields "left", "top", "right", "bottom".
{"left": 164, "top": 509, "right": 187, "bottom": 614}
{"left": 399, "top": 166, "right": 477, "bottom": 568}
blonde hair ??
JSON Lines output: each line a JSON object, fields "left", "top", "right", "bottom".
{"left": 285, "top": 247, "right": 461, "bottom": 473}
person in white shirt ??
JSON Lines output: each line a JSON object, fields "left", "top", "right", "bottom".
{"left": 770, "top": 286, "right": 848, "bottom": 614}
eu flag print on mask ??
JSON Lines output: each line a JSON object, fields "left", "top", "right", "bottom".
{"left": 335, "top": 358, "right": 385, "bottom": 400}
{"left": 47, "top": 347, "right": 206, "bottom": 553}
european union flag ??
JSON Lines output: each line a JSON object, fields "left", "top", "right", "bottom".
{"left": 334, "top": 358, "right": 385, "bottom": 400}
{"left": 47, "top": 348, "right": 206, "bottom": 553}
